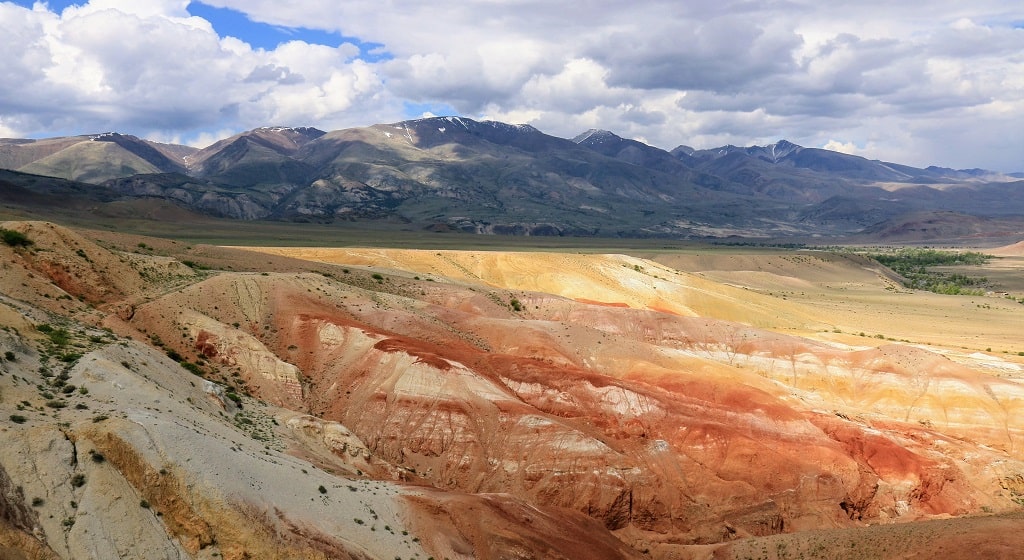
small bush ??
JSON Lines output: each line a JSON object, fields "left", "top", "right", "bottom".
{"left": 139, "top": 499, "right": 150, "bottom": 508}
{"left": 45, "top": 328, "right": 71, "bottom": 347}
{"left": 31, "top": 497, "right": 44, "bottom": 507}
{"left": 318, "top": 485, "right": 327, "bottom": 494}
{"left": 4, "top": 351, "right": 15, "bottom": 361}
{"left": 0, "top": 228, "right": 32, "bottom": 247}
{"left": 9, "top": 415, "right": 27, "bottom": 424}
{"left": 179, "top": 361, "right": 204, "bottom": 376}
{"left": 70, "top": 474, "right": 86, "bottom": 488}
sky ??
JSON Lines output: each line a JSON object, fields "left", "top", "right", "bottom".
{"left": 1, "top": 1, "right": 1022, "bottom": 172}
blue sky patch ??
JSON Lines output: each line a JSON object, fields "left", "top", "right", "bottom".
{"left": 187, "top": 2, "right": 391, "bottom": 60}
{"left": 6, "top": 1, "right": 390, "bottom": 61}
{"left": 9, "top": 0, "right": 78, "bottom": 10}
{"left": 402, "top": 101, "right": 460, "bottom": 120}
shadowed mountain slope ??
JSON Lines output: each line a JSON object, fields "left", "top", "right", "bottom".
{"left": 2, "top": 118, "right": 1023, "bottom": 241}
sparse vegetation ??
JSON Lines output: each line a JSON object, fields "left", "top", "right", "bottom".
{"left": 38, "top": 324, "right": 71, "bottom": 347}
{"left": 179, "top": 361, "right": 205, "bottom": 376}
{"left": 180, "top": 260, "right": 210, "bottom": 270}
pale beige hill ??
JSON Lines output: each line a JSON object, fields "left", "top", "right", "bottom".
{"left": 238, "top": 245, "right": 1024, "bottom": 355}
{"left": 0, "top": 136, "right": 86, "bottom": 169}
{"left": 987, "top": 239, "right": 1024, "bottom": 257}
{"left": 0, "top": 220, "right": 199, "bottom": 319}
{"left": 237, "top": 247, "right": 830, "bottom": 330}
{"left": 647, "top": 249, "right": 1024, "bottom": 354}
{"left": 19, "top": 141, "right": 162, "bottom": 183}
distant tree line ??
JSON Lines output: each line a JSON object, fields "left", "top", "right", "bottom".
{"left": 869, "top": 248, "right": 991, "bottom": 295}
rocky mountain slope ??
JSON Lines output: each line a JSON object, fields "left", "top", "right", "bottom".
{"left": 2, "top": 219, "right": 1024, "bottom": 558}
{"left": 0, "top": 133, "right": 192, "bottom": 184}
{"left": 3, "top": 118, "right": 1023, "bottom": 240}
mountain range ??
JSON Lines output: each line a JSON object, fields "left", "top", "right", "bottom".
{"left": 2, "top": 118, "right": 1022, "bottom": 240}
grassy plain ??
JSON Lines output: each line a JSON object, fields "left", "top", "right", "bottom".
{"left": 641, "top": 250, "right": 1024, "bottom": 357}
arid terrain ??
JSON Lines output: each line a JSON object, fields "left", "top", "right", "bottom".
{"left": 2, "top": 219, "right": 1024, "bottom": 559}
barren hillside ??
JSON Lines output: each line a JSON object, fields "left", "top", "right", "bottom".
{"left": 1, "top": 221, "right": 1023, "bottom": 559}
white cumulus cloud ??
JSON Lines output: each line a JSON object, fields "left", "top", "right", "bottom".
{"left": 0, "top": 0, "right": 1021, "bottom": 170}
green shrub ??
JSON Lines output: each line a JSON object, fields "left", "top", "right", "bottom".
{"left": 179, "top": 361, "right": 204, "bottom": 376}
{"left": 9, "top": 415, "right": 27, "bottom": 424}
{"left": 0, "top": 228, "right": 32, "bottom": 247}
{"left": 35, "top": 324, "right": 71, "bottom": 346}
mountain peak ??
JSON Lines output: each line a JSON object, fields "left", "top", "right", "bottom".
{"left": 572, "top": 129, "right": 621, "bottom": 145}
{"left": 755, "top": 139, "right": 803, "bottom": 161}
{"left": 252, "top": 126, "right": 326, "bottom": 136}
